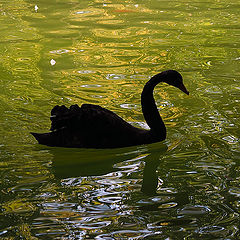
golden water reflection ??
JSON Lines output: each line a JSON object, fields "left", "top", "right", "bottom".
{"left": 0, "top": 0, "right": 239, "bottom": 239}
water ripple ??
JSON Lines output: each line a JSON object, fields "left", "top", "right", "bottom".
{"left": 0, "top": 0, "right": 239, "bottom": 239}
{"left": 178, "top": 205, "right": 211, "bottom": 216}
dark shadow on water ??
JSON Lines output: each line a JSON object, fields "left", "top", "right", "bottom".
{"left": 49, "top": 143, "right": 168, "bottom": 195}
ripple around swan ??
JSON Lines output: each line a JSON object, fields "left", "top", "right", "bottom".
{"left": 95, "top": 230, "right": 153, "bottom": 240}
{"left": 178, "top": 205, "right": 211, "bottom": 216}
{"left": 196, "top": 225, "right": 229, "bottom": 238}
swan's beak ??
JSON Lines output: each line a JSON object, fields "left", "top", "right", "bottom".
{"left": 178, "top": 83, "right": 189, "bottom": 95}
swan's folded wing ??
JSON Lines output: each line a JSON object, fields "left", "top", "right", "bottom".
{"left": 50, "top": 103, "right": 134, "bottom": 134}
{"left": 78, "top": 103, "right": 134, "bottom": 132}
{"left": 48, "top": 103, "right": 144, "bottom": 148}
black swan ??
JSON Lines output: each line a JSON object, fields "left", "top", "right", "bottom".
{"left": 31, "top": 70, "right": 189, "bottom": 148}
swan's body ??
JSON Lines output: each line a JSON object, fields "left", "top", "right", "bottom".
{"left": 31, "top": 70, "right": 189, "bottom": 148}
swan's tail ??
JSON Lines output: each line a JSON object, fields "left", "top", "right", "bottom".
{"left": 30, "top": 132, "right": 55, "bottom": 146}
{"left": 31, "top": 130, "right": 82, "bottom": 148}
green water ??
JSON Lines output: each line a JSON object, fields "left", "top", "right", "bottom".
{"left": 0, "top": 0, "right": 239, "bottom": 239}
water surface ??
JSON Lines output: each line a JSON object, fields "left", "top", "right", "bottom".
{"left": 0, "top": 0, "right": 239, "bottom": 239}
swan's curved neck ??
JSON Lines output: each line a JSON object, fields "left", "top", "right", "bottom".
{"left": 141, "top": 75, "right": 166, "bottom": 140}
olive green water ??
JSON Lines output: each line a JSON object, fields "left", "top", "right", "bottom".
{"left": 0, "top": 0, "right": 239, "bottom": 239}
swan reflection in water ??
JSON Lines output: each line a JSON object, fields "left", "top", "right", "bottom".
{"left": 50, "top": 143, "right": 167, "bottom": 196}
{"left": 48, "top": 141, "right": 197, "bottom": 230}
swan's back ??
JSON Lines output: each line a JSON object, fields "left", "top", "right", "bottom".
{"left": 51, "top": 104, "right": 133, "bottom": 132}
{"left": 33, "top": 104, "right": 148, "bottom": 148}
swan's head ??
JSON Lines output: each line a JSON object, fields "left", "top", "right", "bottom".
{"left": 161, "top": 70, "right": 189, "bottom": 95}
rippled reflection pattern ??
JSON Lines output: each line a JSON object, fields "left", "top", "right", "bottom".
{"left": 0, "top": 0, "right": 239, "bottom": 239}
